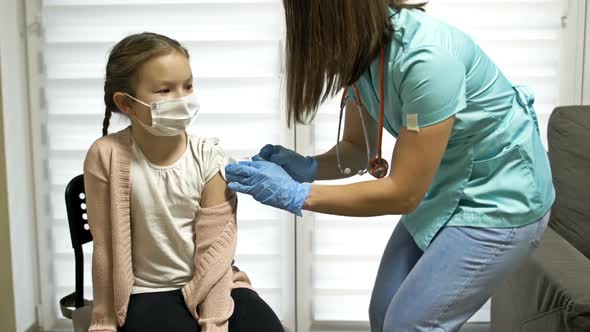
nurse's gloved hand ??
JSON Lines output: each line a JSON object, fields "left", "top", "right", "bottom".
{"left": 225, "top": 160, "right": 311, "bottom": 216}
{"left": 254, "top": 144, "right": 318, "bottom": 183}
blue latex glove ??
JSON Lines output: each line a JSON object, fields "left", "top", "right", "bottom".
{"left": 225, "top": 160, "right": 311, "bottom": 216}
{"left": 255, "top": 144, "right": 318, "bottom": 183}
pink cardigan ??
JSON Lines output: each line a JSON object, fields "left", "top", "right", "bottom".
{"left": 83, "top": 128, "right": 252, "bottom": 332}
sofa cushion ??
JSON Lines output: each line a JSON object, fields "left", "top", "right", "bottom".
{"left": 547, "top": 106, "right": 590, "bottom": 259}
{"left": 491, "top": 227, "right": 590, "bottom": 332}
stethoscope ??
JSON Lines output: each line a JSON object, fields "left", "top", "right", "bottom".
{"left": 336, "top": 48, "right": 389, "bottom": 179}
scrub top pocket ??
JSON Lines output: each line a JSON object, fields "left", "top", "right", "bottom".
{"left": 459, "top": 144, "right": 543, "bottom": 218}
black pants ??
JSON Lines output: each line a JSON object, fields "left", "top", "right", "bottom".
{"left": 119, "top": 288, "right": 284, "bottom": 332}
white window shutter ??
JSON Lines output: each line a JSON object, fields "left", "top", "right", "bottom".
{"left": 302, "top": 0, "right": 564, "bottom": 329}
{"left": 39, "top": 0, "right": 294, "bottom": 328}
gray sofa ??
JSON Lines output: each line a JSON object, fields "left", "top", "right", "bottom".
{"left": 491, "top": 106, "right": 590, "bottom": 332}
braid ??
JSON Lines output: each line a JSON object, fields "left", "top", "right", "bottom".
{"left": 102, "top": 108, "right": 112, "bottom": 137}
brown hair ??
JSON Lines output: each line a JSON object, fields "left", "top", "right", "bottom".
{"left": 282, "top": 0, "right": 426, "bottom": 125}
{"left": 102, "top": 32, "right": 189, "bottom": 136}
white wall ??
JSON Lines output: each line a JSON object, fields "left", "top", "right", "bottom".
{"left": 0, "top": 58, "right": 18, "bottom": 332}
{"left": 584, "top": 1, "right": 590, "bottom": 105}
{"left": 559, "top": 0, "right": 587, "bottom": 105}
{"left": 0, "top": 0, "right": 40, "bottom": 331}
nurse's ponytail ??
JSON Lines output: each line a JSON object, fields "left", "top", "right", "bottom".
{"left": 102, "top": 32, "right": 189, "bottom": 136}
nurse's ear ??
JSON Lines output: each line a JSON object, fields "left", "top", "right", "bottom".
{"left": 113, "top": 92, "right": 137, "bottom": 117}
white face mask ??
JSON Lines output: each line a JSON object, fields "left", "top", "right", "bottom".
{"left": 124, "top": 92, "right": 200, "bottom": 136}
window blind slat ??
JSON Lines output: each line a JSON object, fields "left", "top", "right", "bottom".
{"left": 43, "top": 2, "right": 282, "bottom": 44}
{"left": 45, "top": 42, "right": 281, "bottom": 79}
{"left": 46, "top": 77, "right": 279, "bottom": 115}
{"left": 44, "top": 0, "right": 278, "bottom": 6}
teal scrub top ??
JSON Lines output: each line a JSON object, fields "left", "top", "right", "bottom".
{"left": 349, "top": 8, "right": 555, "bottom": 250}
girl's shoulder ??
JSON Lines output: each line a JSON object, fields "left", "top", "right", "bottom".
{"left": 87, "top": 127, "right": 131, "bottom": 153}
{"left": 106, "top": 126, "right": 132, "bottom": 141}
{"left": 187, "top": 135, "right": 228, "bottom": 181}
{"left": 187, "top": 135, "right": 226, "bottom": 162}
{"left": 83, "top": 127, "right": 131, "bottom": 176}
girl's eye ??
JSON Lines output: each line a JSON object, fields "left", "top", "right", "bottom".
{"left": 157, "top": 89, "right": 170, "bottom": 94}
{"left": 186, "top": 84, "right": 193, "bottom": 90}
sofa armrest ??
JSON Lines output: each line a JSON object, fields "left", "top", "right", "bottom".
{"left": 492, "top": 226, "right": 590, "bottom": 332}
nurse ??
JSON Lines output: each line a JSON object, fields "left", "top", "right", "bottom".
{"left": 225, "top": 1, "right": 555, "bottom": 331}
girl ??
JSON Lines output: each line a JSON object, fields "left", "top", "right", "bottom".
{"left": 84, "top": 32, "right": 284, "bottom": 332}
{"left": 226, "top": 1, "right": 555, "bottom": 331}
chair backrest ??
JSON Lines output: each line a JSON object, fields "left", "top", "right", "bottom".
{"left": 64, "top": 174, "right": 92, "bottom": 308}
{"left": 548, "top": 106, "right": 590, "bottom": 259}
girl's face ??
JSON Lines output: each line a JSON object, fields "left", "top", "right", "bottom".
{"left": 128, "top": 51, "right": 193, "bottom": 126}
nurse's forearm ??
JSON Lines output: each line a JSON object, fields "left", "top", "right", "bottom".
{"left": 302, "top": 178, "right": 418, "bottom": 217}
{"left": 314, "top": 141, "right": 366, "bottom": 181}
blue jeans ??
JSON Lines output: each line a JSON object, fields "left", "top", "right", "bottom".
{"left": 369, "top": 212, "right": 550, "bottom": 332}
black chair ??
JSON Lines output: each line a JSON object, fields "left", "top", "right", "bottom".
{"left": 59, "top": 174, "right": 93, "bottom": 316}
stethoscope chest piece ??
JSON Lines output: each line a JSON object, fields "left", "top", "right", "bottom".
{"left": 369, "top": 158, "right": 389, "bottom": 179}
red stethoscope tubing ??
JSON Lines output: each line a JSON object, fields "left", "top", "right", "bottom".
{"left": 378, "top": 47, "right": 386, "bottom": 162}
{"left": 340, "top": 48, "right": 388, "bottom": 178}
